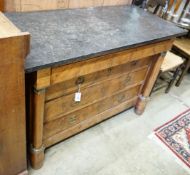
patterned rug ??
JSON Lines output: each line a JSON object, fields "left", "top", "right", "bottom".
{"left": 155, "top": 109, "right": 190, "bottom": 168}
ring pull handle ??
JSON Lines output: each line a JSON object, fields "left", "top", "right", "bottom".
{"left": 131, "top": 60, "right": 138, "bottom": 66}
{"left": 68, "top": 115, "right": 77, "bottom": 125}
{"left": 75, "top": 76, "right": 85, "bottom": 85}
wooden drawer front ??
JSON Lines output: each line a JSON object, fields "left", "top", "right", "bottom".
{"left": 43, "top": 85, "right": 140, "bottom": 139}
{"left": 44, "top": 98, "right": 137, "bottom": 147}
{"left": 46, "top": 57, "right": 151, "bottom": 101}
{"left": 50, "top": 40, "right": 172, "bottom": 85}
{"left": 44, "top": 67, "right": 148, "bottom": 122}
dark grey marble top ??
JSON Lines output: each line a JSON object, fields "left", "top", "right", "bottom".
{"left": 6, "top": 5, "right": 187, "bottom": 73}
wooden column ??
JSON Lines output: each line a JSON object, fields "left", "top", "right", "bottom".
{"left": 30, "top": 88, "right": 46, "bottom": 169}
{"left": 135, "top": 53, "right": 165, "bottom": 115}
{"left": 29, "top": 68, "right": 51, "bottom": 169}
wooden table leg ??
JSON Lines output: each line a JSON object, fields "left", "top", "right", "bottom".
{"left": 150, "top": 71, "right": 161, "bottom": 96}
{"left": 176, "top": 58, "right": 190, "bottom": 86}
{"left": 165, "top": 67, "right": 181, "bottom": 93}
{"left": 30, "top": 88, "right": 45, "bottom": 169}
{"left": 135, "top": 53, "right": 165, "bottom": 115}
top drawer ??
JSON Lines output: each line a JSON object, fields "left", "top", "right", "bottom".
{"left": 46, "top": 57, "right": 152, "bottom": 101}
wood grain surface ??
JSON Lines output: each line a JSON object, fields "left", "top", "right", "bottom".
{"left": 44, "top": 85, "right": 141, "bottom": 139}
{"left": 46, "top": 57, "right": 151, "bottom": 101}
{"left": 0, "top": 33, "right": 30, "bottom": 175}
{"left": 0, "top": 0, "right": 4, "bottom": 11}
{"left": 4, "top": 0, "right": 132, "bottom": 12}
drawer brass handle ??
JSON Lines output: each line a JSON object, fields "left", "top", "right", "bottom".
{"left": 131, "top": 61, "right": 138, "bottom": 66}
{"left": 76, "top": 76, "right": 85, "bottom": 85}
{"left": 108, "top": 67, "right": 112, "bottom": 73}
{"left": 68, "top": 115, "right": 77, "bottom": 125}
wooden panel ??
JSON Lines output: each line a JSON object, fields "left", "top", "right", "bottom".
{"left": 5, "top": 0, "right": 132, "bottom": 12}
{"left": 0, "top": 0, "right": 4, "bottom": 11}
{"left": 69, "top": 0, "right": 103, "bottom": 8}
{"left": 0, "top": 34, "right": 29, "bottom": 175}
{"left": 0, "top": 12, "right": 21, "bottom": 38}
{"left": 173, "top": 38, "right": 190, "bottom": 57}
{"left": 46, "top": 57, "right": 152, "bottom": 101}
{"left": 5, "top": 0, "right": 21, "bottom": 12}
{"left": 44, "top": 97, "right": 137, "bottom": 147}
{"left": 20, "top": 0, "right": 69, "bottom": 12}
{"left": 51, "top": 40, "right": 173, "bottom": 85}
{"left": 33, "top": 68, "right": 51, "bottom": 90}
{"left": 44, "top": 85, "right": 140, "bottom": 139}
{"left": 45, "top": 68, "right": 147, "bottom": 122}
{"left": 57, "top": 0, "right": 69, "bottom": 9}
{"left": 103, "top": 0, "right": 132, "bottom": 6}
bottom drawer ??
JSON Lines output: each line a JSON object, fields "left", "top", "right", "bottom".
{"left": 43, "top": 85, "right": 141, "bottom": 140}
{"left": 43, "top": 97, "right": 137, "bottom": 147}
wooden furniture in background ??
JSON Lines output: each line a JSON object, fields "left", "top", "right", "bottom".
{"left": 146, "top": 0, "right": 184, "bottom": 19}
{"left": 0, "top": 13, "right": 30, "bottom": 175}
{"left": 178, "top": 0, "right": 190, "bottom": 24}
{"left": 0, "top": 0, "right": 4, "bottom": 11}
{"left": 173, "top": 38, "right": 190, "bottom": 86}
{"left": 151, "top": 51, "right": 184, "bottom": 93}
{"left": 167, "top": 0, "right": 183, "bottom": 15}
{"left": 4, "top": 0, "right": 132, "bottom": 12}
{"left": 146, "top": 1, "right": 189, "bottom": 93}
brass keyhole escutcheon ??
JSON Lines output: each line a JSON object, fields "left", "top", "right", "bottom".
{"left": 125, "top": 75, "right": 132, "bottom": 85}
{"left": 108, "top": 67, "right": 112, "bottom": 73}
{"left": 117, "top": 94, "right": 125, "bottom": 103}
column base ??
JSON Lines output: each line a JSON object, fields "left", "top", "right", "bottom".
{"left": 135, "top": 95, "right": 150, "bottom": 115}
{"left": 30, "top": 145, "right": 45, "bottom": 170}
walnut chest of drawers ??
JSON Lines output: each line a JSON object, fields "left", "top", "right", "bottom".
{"left": 26, "top": 39, "right": 174, "bottom": 169}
